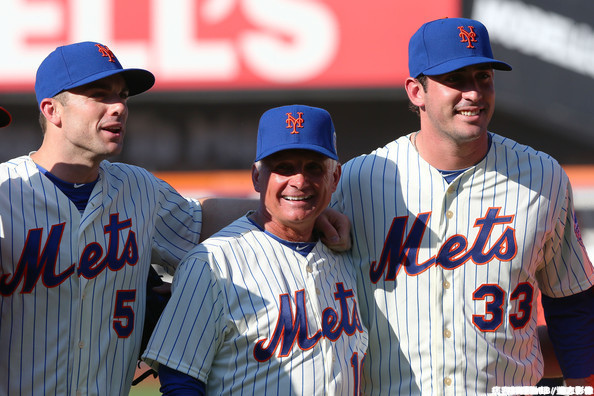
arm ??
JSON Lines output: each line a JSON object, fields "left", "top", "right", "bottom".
{"left": 159, "top": 364, "right": 206, "bottom": 396}
{"left": 142, "top": 255, "right": 222, "bottom": 388}
{"left": 542, "top": 287, "right": 594, "bottom": 385}
{"left": 537, "top": 325, "right": 562, "bottom": 379}
{"left": 538, "top": 181, "right": 594, "bottom": 384}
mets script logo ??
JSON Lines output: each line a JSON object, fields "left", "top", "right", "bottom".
{"left": 369, "top": 207, "right": 518, "bottom": 283}
{"left": 458, "top": 25, "right": 477, "bottom": 48}
{"left": 285, "top": 112, "right": 304, "bottom": 134}
{"left": 0, "top": 214, "right": 139, "bottom": 295}
{"left": 253, "top": 283, "right": 363, "bottom": 362}
{"left": 95, "top": 43, "right": 117, "bottom": 63}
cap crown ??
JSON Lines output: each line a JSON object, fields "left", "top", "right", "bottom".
{"left": 408, "top": 17, "right": 512, "bottom": 78}
{"left": 35, "top": 41, "right": 155, "bottom": 105}
{"left": 255, "top": 105, "right": 338, "bottom": 162}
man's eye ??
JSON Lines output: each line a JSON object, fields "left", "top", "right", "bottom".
{"left": 305, "top": 164, "right": 324, "bottom": 174}
{"left": 87, "top": 89, "right": 112, "bottom": 100}
{"left": 273, "top": 164, "right": 294, "bottom": 174}
{"left": 444, "top": 75, "right": 461, "bottom": 83}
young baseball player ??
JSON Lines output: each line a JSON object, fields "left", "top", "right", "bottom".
{"left": 0, "top": 106, "right": 11, "bottom": 128}
{"left": 0, "top": 44, "right": 349, "bottom": 396}
{"left": 143, "top": 104, "right": 368, "bottom": 395}
{"left": 331, "top": 17, "right": 594, "bottom": 394}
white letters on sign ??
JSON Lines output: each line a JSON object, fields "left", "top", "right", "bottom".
{"left": 0, "top": 0, "right": 340, "bottom": 86}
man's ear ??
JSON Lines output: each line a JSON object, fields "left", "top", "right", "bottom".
{"left": 405, "top": 77, "right": 425, "bottom": 109}
{"left": 40, "top": 98, "right": 62, "bottom": 128}
{"left": 252, "top": 163, "right": 261, "bottom": 193}
{"left": 331, "top": 163, "right": 342, "bottom": 193}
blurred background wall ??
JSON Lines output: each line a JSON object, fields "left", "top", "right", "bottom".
{"left": 1, "top": 0, "right": 593, "bottom": 254}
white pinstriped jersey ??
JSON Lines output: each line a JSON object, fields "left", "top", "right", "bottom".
{"left": 143, "top": 215, "right": 368, "bottom": 395}
{"left": 0, "top": 155, "right": 203, "bottom": 396}
{"left": 331, "top": 133, "right": 594, "bottom": 395}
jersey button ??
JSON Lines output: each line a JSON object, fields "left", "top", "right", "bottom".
{"left": 444, "top": 329, "right": 452, "bottom": 338}
{"left": 443, "top": 280, "right": 451, "bottom": 289}
{"left": 306, "top": 265, "right": 313, "bottom": 273}
{"left": 444, "top": 377, "right": 452, "bottom": 386}
{"left": 316, "top": 288, "right": 321, "bottom": 295}
{"left": 446, "top": 210, "right": 454, "bottom": 219}
{"left": 78, "top": 341, "right": 85, "bottom": 349}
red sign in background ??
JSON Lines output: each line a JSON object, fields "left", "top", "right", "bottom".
{"left": 0, "top": 0, "right": 460, "bottom": 92}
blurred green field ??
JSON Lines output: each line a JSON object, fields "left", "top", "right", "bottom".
{"left": 129, "top": 382, "right": 160, "bottom": 396}
{"left": 129, "top": 363, "right": 160, "bottom": 396}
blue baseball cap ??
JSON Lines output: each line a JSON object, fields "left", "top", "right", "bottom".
{"left": 255, "top": 105, "right": 338, "bottom": 162}
{"left": 409, "top": 17, "right": 512, "bottom": 78}
{"left": 35, "top": 41, "right": 155, "bottom": 106}
{"left": 0, "top": 107, "right": 11, "bottom": 128}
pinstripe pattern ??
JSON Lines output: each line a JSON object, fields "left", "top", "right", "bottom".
{"left": 0, "top": 155, "right": 203, "bottom": 396}
{"left": 143, "top": 216, "right": 368, "bottom": 395}
{"left": 331, "top": 133, "right": 594, "bottom": 395}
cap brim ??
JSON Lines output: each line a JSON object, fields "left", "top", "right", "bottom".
{"left": 422, "top": 58, "right": 512, "bottom": 76}
{"left": 0, "top": 107, "right": 12, "bottom": 128}
{"left": 120, "top": 69, "right": 156, "bottom": 96}
{"left": 62, "top": 68, "right": 155, "bottom": 96}
{"left": 255, "top": 145, "right": 339, "bottom": 162}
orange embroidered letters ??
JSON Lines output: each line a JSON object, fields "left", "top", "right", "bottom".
{"left": 458, "top": 26, "right": 477, "bottom": 49}
{"left": 95, "top": 44, "right": 117, "bottom": 63}
{"left": 285, "top": 112, "right": 304, "bottom": 134}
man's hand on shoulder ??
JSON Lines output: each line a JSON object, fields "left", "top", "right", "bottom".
{"left": 316, "top": 207, "right": 351, "bottom": 252}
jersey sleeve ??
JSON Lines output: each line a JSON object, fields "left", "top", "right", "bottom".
{"left": 537, "top": 181, "right": 594, "bottom": 297}
{"left": 151, "top": 178, "right": 203, "bottom": 272}
{"left": 142, "top": 250, "right": 225, "bottom": 383}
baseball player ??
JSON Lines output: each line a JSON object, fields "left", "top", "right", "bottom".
{"left": 0, "top": 44, "right": 349, "bottom": 396}
{"left": 331, "top": 17, "right": 594, "bottom": 394}
{"left": 143, "top": 105, "right": 368, "bottom": 395}
{"left": 0, "top": 106, "right": 11, "bottom": 128}
{"left": 0, "top": 41, "right": 204, "bottom": 396}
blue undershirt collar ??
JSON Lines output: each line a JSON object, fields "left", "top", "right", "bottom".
{"left": 36, "top": 164, "right": 98, "bottom": 213}
{"left": 247, "top": 215, "right": 317, "bottom": 257}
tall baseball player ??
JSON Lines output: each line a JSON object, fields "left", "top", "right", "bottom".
{"left": 0, "top": 44, "right": 349, "bottom": 396}
{"left": 0, "top": 106, "right": 11, "bottom": 128}
{"left": 331, "top": 17, "right": 594, "bottom": 394}
{"left": 143, "top": 105, "right": 368, "bottom": 395}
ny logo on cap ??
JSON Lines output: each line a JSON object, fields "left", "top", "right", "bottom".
{"left": 95, "top": 43, "right": 117, "bottom": 63}
{"left": 457, "top": 26, "right": 477, "bottom": 49}
{"left": 285, "top": 112, "right": 304, "bottom": 134}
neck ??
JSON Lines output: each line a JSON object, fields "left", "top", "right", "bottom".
{"left": 31, "top": 148, "right": 101, "bottom": 184}
{"left": 249, "top": 211, "right": 315, "bottom": 243}
{"left": 412, "top": 130, "right": 489, "bottom": 170}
